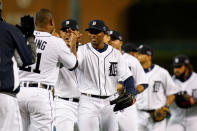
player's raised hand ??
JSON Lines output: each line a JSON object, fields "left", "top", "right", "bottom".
{"left": 67, "top": 28, "right": 80, "bottom": 56}
{"left": 52, "top": 28, "right": 60, "bottom": 37}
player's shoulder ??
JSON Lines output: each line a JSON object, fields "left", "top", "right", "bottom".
{"left": 123, "top": 53, "right": 139, "bottom": 62}
{"left": 191, "top": 72, "right": 197, "bottom": 79}
{"left": 0, "top": 21, "right": 21, "bottom": 34}
{"left": 78, "top": 42, "right": 89, "bottom": 52}
{"left": 107, "top": 45, "right": 121, "bottom": 56}
{"left": 34, "top": 31, "right": 65, "bottom": 44}
{"left": 154, "top": 64, "right": 169, "bottom": 74}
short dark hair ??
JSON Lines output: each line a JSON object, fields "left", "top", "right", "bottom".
{"left": 35, "top": 8, "right": 54, "bottom": 27}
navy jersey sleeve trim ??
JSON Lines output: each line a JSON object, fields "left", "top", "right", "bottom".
{"left": 141, "top": 84, "right": 148, "bottom": 90}
{"left": 123, "top": 76, "right": 139, "bottom": 95}
{"left": 68, "top": 60, "right": 78, "bottom": 71}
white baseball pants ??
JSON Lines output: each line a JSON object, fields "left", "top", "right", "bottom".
{"left": 0, "top": 93, "right": 23, "bottom": 131}
{"left": 54, "top": 97, "right": 79, "bottom": 131}
{"left": 78, "top": 94, "right": 118, "bottom": 131}
{"left": 17, "top": 87, "right": 53, "bottom": 131}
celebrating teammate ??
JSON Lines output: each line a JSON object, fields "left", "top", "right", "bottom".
{"left": 75, "top": 20, "right": 136, "bottom": 131}
{"left": 135, "top": 45, "right": 179, "bottom": 131}
{"left": 167, "top": 55, "right": 197, "bottom": 131}
{"left": 17, "top": 9, "right": 78, "bottom": 131}
{"left": 108, "top": 30, "right": 148, "bottom": 131}
{"left": 54, "top": 19, "right": 80, "bottom": 131}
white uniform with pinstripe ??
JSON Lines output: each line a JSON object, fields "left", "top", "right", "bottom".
{"left": 77, "top": 43, "right": 132, "bottom": 131}
{"left": 116, "top": 53, "right": 147, "bottom": 131}
{"left": 54, "top": 66, "right": 80, "bottom": 131}
{"left": 136, "top": 65, "right": 179, "bottom": 131}
{"left": 17, "top": 31, "right": 77, "bottom": 131}
{"left": 167, "top": 72, "right": 197, "bottom": 131}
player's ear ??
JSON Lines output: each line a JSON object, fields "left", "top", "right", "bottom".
{"left": 50, "top": 18, "right": 55, "bottom": 26}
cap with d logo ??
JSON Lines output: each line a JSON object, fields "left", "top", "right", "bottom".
{"left": 85, "top": 20, "right": 106, "bottom": 32}
{"left": 173, "top": 55, "right": 190, "bottom": 67}
{"left": 61, "top": 19, "right": 79, "bottom": 31}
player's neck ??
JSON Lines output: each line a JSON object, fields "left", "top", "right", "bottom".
{"left": 142, "top": 61, "right": 152, "bottom": 69}
{"left": 92, "top": 42, "right": 105, "bottom": 50}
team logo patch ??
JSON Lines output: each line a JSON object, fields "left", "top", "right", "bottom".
{"left": 153, "top": 81, "right": 162, "bottom": 92}
{"left": 109, "top": 62, "right": 118, "bottom": 76}
{"left": 175, "top": 58, "right": 179, "bottom": 63}
{"left": 66, "top": 21, "right": 70, "bottom": 25}
{"left": 139, "top": 45, "right": 143, "bottom": 49}
{"left": 92, "top": 21, "right": 96, "bottom": 25}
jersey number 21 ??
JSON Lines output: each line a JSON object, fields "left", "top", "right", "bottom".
{"left": 19, "top": 53, "right": 42, "bottom": 73}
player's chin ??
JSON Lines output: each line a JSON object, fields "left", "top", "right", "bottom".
{"left": 91, "top": 40, "right": 98, "bottom": 45}
{"left": 175, "top": 72, "right": 181, "bottom": 77}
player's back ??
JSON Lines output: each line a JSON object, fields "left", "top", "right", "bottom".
{"left": 19, "top": 31, "right": 76, "bottom": 85}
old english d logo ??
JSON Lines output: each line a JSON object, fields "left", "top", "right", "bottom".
{"left": 109, "top": 62, "right": 118, "bottom": 76}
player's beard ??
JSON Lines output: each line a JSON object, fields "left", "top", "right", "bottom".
{"left": 175, "top": 67, "right": 187, "bottom": 82}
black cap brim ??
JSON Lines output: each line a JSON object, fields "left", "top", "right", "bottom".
{"left": 173, "top": 63, "right": 184, "bottom": 68}
{"left": 85, "top": 27, "right": 104, "bottom": 32}
{"left": 61, "top": 27, "right": 78, "bottom": 31}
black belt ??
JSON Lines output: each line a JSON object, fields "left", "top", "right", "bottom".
{"left": 21, "top": 82, "right": 53, "bottom": 90}
{"left": 57, "top": 96, "right": 79, "bottom": 103}
{"left": 140, "top": 109, "right": 155, "bottom": 113}
{"left": 82, "top": 93, "right": 110, "bottom": 99}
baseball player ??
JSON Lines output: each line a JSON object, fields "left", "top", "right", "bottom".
{"left": 167, "top": 55, "right": 197, "bottom": 131}
{"left": 0, "top": 1, "right": 35, "bottom": 131}
{"left": 54, "top": 19, "right": 80, "bottom": 131}
{"left": 75, "top": 20, "right": 137, "bottom": 131}
{"left": 108, "top": 30, "right": 148, "bottom": 131}
{"left": 17, "top": 9, "right": 78, "bottom": 131}
{"left": 135, "top": 45, "right": 179, "bottom": 131}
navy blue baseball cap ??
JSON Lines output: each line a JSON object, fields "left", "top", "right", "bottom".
{"left": 173, "top": 55, "right": 190, "bottom": 67}
{"left": 109, "top": 30, "right": 123, "bottom": 41}
{"left": 137, "top": 45, "right": 153, "bottom": 56}
{"left": 61, "top": 19, "right": 79, "bottom": 31}
{"left": 122, "top": 43, "right": 137, "bottom": 53}
{"left": 85, "top": 20, "right": 107, "bottom": 32}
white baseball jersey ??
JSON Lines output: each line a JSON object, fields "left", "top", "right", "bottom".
{"left": 136, "top": 64, "right": 179, "bottom": 110}
{"left": 77, "top": 43, "right": 132, "bottom": 96}
{"left": 123, "top": 53, "right": 147, "bottom": 86}
{"left": 55, "top": 67, "right": 80, "bottom": 98}
{"left": 168, "top": 72, "right": 197, "bottom": 125}
{"left": 19, "top": 31, "right": 77, "bottom": 85}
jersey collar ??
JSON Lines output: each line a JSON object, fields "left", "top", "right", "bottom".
{"left": 34, "top": 30, "right": 52, "bottom": 37}
{"left": 144, "top": 64, "right": 155, "bottom": 73}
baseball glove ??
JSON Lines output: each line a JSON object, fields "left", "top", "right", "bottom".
{"left": 151, "top": 106, "right": 171, "bottom": 122}
{"left": 175, "top": 91, "right": 196, "bottom": 109}
{"left": 110, "top": 92, "right": 135, "bottom": 112}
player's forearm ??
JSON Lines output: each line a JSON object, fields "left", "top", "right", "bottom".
{"left": 136, "top": 84, "right": 144, "bottom": 93}
{"left": 166, "top": 94, "right": 175, "bottom": 106}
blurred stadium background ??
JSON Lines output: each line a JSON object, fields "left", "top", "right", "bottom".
{"left": 2, "top": 0, "right": 197, "bottom": 73}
